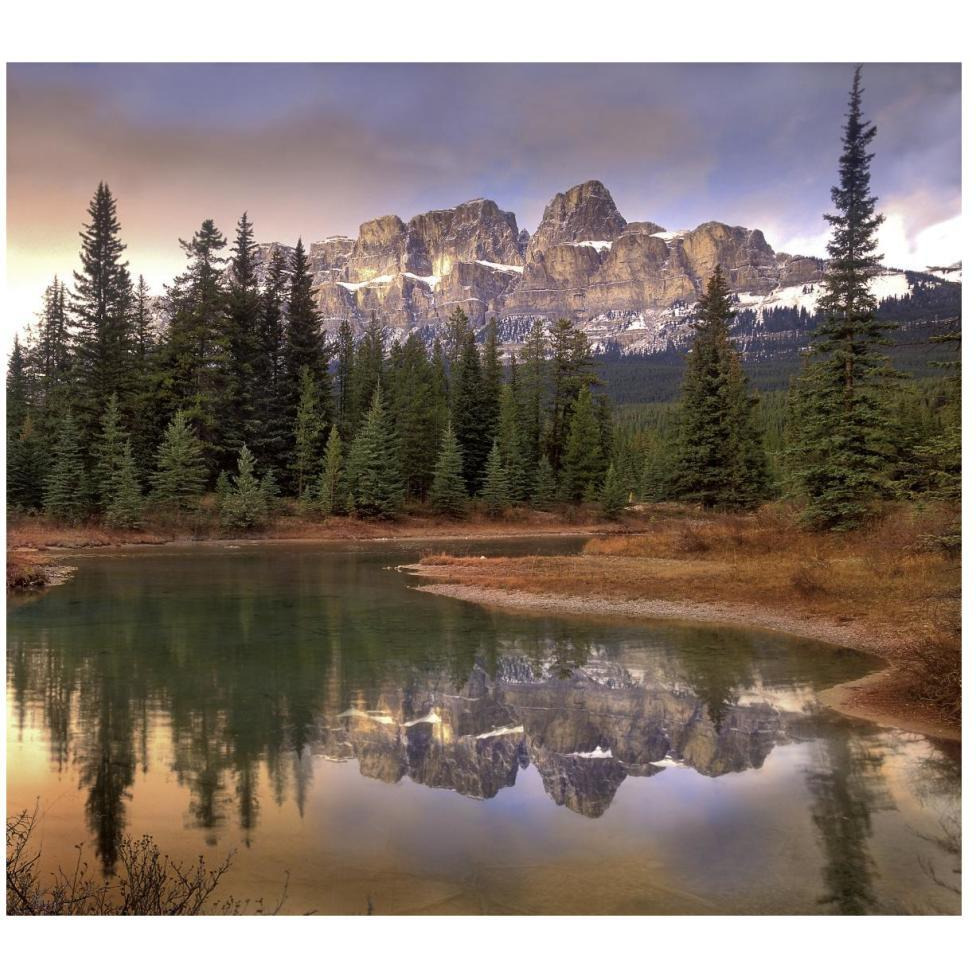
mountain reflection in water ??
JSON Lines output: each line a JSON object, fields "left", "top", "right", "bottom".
{"left": 5, "top": 544, "right": 961, "bottom": 914}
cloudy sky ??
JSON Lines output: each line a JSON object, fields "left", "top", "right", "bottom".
{"left": 6, "top": 62, "right": 961, "bottom": 337}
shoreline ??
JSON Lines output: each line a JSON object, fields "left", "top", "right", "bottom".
{"left": 9, "top": 519, "right": 959, "bottom": 743}
{"left": 406, "top": 573, "right": 960, "bottom": 743}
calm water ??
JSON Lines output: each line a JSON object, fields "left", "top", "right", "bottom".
{"left": 6, "top": 540, "right": 961, "bottom": 914}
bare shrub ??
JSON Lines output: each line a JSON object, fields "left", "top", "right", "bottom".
{"left": 896, "top": 620, "right": 962, "bottom": 722}
{"left": 6, "top": 809, "right": 287, "bottom": 916}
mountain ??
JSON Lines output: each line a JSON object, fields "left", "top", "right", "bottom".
{"left": 249, "top": 178, "right": 959, "bottom": 379}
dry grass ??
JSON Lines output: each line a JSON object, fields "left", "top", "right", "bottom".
{"left": 7, "top": 505, "right": 643, "bottom": 551}
{"left": 6, "top": 549, "right": 52, "bottom": 588}
{"left": 416, "top": 503, "right": 961, "bottom": 727}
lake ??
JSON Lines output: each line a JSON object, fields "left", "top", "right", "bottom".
{"left": 6, "top": 539, "right": 961, "bottom": 914}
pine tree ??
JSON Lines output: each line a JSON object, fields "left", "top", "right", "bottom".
{"left": 450, "top": 323, "right": 488, "bottom": 491}
{"left": 43, "top": 411, "right": 87, "bottom": 522}
{"left": 479, "top": 318, "right": 503, "bottom": 442}
{"left": 160, "top": 219, "right": 229, "bottom": 462}
{"left": 292, "top": 366, "right": 323, "bottom": 499}
{"left": 224, "top": 212, "right": 262, "bottom": 457}
{"left": 152, "top": 410, "right": 208, "bottom": 511}
{"left": 71, "top": 183, "right": 133, "bottom": 442}
{"left": 518, "top": 320, "right": 549, "bottom": 473}
{"left": 334, "top": 320, "right": 356, "bottom": 440}
{"left": 219, "top": 444, "right": 268, "bottom": 531}
{"left": 349, "top": 313, "right": 384, "bottom": 435}
{"left": 548, "top": 317, "right": 595, "bottom": 472}
{"left": 346, "top": 385, "right": 403, "bottom": 519}
{"left": 105, "top": 439, "right": 143, "bottom": 529}
{"left": 496, "top": 383, "right": 530, "bottom": 501}
{"left": 600, "top": 463, "right": 627, "bottom": 519}
{"left": 129, "top": 274, "right": 159, "bottom": 480}
{"left": 561, "top": 385, "right": 605, "bottom": 502}
{"left": 389, "top": 333, "right": 444, "bottom": 498}
{"left": 481, "top": 439, "right": 511, "bottom": 518}
{"left": 317, "top": 424, "right": 346, "bottom": 516}
{"left": 283, "top": 238, "right": 329, "bottom": 424}
{"left": 532, "top": 456, "right": 558, "bottom": 511}
{"left": 7, "top": 415, "right": 47, "bottom": 512}
{"left": 788, "top": 67, "right": 894, "bottom": 530}
{"left": 6, "top": 337, "right": 30, "bottom": 442}
{"left": 429, "top": 422, "right": 468, "bottom": 518}
{"left": 93, "top": 394, "right": 128, "bottom": 510}
{"left": 671, "top": 266, "right": 769, "bottom": 509}
{"left": 254, "top": 245, "right": 290, "bottom": 478}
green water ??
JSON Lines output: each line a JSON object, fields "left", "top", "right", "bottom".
{"left": 6, "top": 539, "right": 961, "bottom": 914}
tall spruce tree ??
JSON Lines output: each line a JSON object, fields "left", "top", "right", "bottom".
{"left": 317, "top": 424, "right": 346, "bottom": 516}
{"left": 346, "top": 384, "right": 402, "bottom": 519}
{"left": 160, "top": 218, "right": 229, "bottom": 463}
{"left": 71, "top": 183, "right": 132, "bottom": 442}
{"left": 481, "top": 439, "right": 511, "bottom": 518}
{"left": 43, "top": 411, "right": 87, "bottom": 522}
{"left": 93, "top": 394, "right": 129, "bottom": 511}
{"left": 152, "top": 410, "right": 208, "bottom": 512}
{"left": 389, "top": 333, "right": 444, "bottom": 499}
{"left": 479, "top": 318, "right": 503, "bottom": 443}
{"left": 293, "top": 366, "right": 323, "bottom": 499}
{"left": 672, "top": 266, "right": 769, "bottom": 509}
{"left": 496, "top": 383, "right": 530, "bottom": 501}
{"left": 451, "top": 325, "right": 488, "bottom": 491}
{"left": 8, "top": 415, "right": 47, "bottom": 512}
{"left": 254, "top": 245, "right": 290, "bottom": 476}
{"left": 349, "top": 313, "right": 385, "bottom": 435}
{"left": 430, "top": 422, "right": 468, "bottom": 518}
{"left": 787, "top": 67, "right": 893, "bottom": 530}
{"left": 283, "top": 239, "right": 328, "bottom": 409}
{"left": 224, "top": 212, "right": 262, "bottom": 456}
{"left": 334, "top": 320, "right": 356, "bottom": 440}
{"left": 105, "top": 439, "right": 143, "bottom": 529}
{"left": 519, "top": 320, "right": 549, "bottom": 473}
{"left": 561, "top": 385, "right": 605, "bottom": 502}
{"left": 548, "top": 317, "right": 595, "bottom": 472}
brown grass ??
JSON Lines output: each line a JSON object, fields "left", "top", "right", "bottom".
{"left": 7, "top": 504, "right": 643, "bottom": 551}
{"left": 6, "top": 549, "right": 52, "bottom": 588}
{"left": 415, "top": 503, "right": 961, "bottom": 728}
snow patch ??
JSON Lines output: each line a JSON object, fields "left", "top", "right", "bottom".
{"left": 652, "top": 230, "right": 689, "bottom": 242}
{"left": 337, "top": 708, "right": 395, "bottom": 725}
{"left": 338, "top": 274, "right": 394, "bottom": 292}
{"left": 569, "top": 240, "right": 612, "bottom": 252}
{"left": 869, "top": 271, "right": 911, "bottom": 301}
{"left": 649, "top": 755, "right": 683, "bottom": 768}
{"left": 403, "top": 710, "right": 441, "bottom": 727}
{"left": 476, "top": 260, "right": 524, "bottom": 274}
{"left": 475, "top": 724, "right": 524, "bottom": 739}
{"left": 568, "top": 746, "right": 613, "bottom": 759}
{"left": 403, "top": 272, "right": 441, "bottom": 289}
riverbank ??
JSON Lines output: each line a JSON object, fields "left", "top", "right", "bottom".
{"left": 8, "top": 504, "right": 960, "bottom": 740}
{"left": 404, "top": 504, "right": 961, "bottom": 741}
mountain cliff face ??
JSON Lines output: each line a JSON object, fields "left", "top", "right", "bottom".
{"left": 254, "top": 178, "right": 929, "bottom": 357}
{"left": 309, "top": 653, "right": 790, "bottom": 818}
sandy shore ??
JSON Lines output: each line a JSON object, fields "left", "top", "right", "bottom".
{"left": 406, "top": 572, "right": 960, "bottom": 743}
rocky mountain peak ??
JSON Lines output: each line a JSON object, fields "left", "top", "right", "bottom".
{"left": 527, "top": 179, "right": 629, "bottom": 256}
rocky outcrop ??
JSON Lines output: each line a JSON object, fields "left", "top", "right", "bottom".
{"left": 248, "top": 178, "right": 827, "bottom": 350}
{"left": 525, "top": 179, "right": 628, "bottom": 257}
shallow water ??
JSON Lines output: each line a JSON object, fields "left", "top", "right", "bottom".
{"left": 6, "top": 539, "right": 961, "bottom": 914}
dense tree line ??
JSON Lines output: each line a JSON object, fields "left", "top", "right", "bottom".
{"left": 5, "top": 71, "right": 960, "bottom": 532}
{"left": 6, "top": 187, "right": 623, "bottom": 524}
